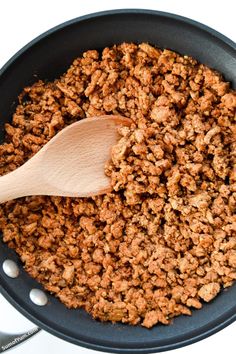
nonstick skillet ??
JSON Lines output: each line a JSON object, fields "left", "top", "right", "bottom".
{"left": 0, "top": 9, "right": 235, "bottom": 354}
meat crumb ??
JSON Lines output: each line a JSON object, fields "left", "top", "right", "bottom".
{"left": 198, "top": 283, "right": 221, "bottom": 302}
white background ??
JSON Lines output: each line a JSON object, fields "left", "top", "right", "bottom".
{"left": 0, "top": 0, "right": 235, "bottom": 353}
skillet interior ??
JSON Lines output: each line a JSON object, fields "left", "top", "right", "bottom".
{"left": 0, "top": 10, "right": 235, "bottom": 354}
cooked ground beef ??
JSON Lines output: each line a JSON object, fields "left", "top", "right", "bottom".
{"left": 0, "top": 43, "right": 235, "bottom": 328}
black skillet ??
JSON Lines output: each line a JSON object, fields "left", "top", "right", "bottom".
{"left": 0, "top": 9, "right": 235, "bottom": 354}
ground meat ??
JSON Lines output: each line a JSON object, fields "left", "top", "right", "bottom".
{"left": 198, "top": 283, "right": 221, "bottom": 302}
{"left": 0, "top": 43, "right": 235, "bottom": 328}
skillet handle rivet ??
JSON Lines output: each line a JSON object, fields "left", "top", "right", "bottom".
{"left": 2, "top": 259, "right": 19, "bottom": 278}
{"left": 30, "top": 289, "right": 48, "bottom": 306}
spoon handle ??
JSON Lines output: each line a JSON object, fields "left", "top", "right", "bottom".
{"left": 0, "top": 165, "right": 40, "bottom": 203}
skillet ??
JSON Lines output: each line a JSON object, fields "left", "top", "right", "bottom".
{"left": 0, "top": 9, "right": 235, "bottom": 354}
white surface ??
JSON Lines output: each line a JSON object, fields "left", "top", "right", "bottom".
{"left": 0, "top": 0, "right": 235, "bottom": 353}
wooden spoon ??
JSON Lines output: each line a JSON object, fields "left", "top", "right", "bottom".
{"left": 0, "top": 115, "right": 131, "bottom": 203}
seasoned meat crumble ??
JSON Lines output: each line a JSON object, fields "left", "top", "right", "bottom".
{"left": 0, "top": 43, "right": 235, "bottom": 328}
